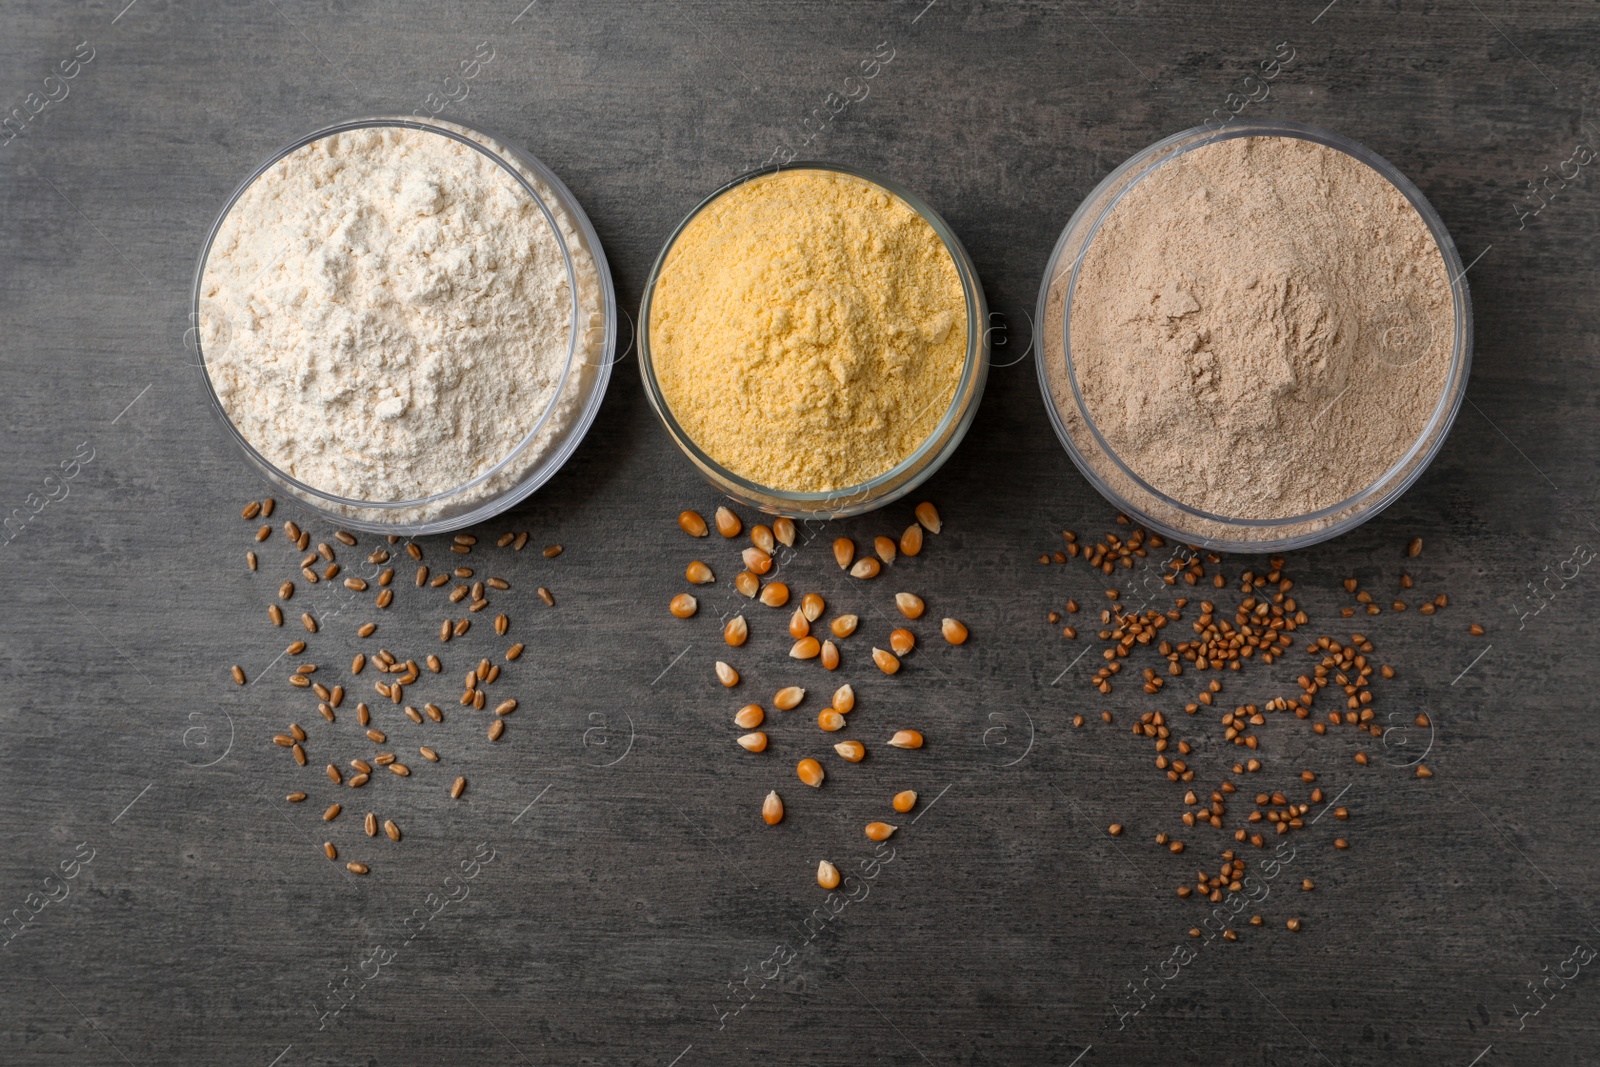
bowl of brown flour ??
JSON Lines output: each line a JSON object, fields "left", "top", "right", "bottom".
{"left": 1036, "top": 120, "right": 1472, "bottom": 551}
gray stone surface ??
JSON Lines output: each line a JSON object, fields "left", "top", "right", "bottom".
{"left": 1, "top": 0, "right": 1598, "bottom": 1063}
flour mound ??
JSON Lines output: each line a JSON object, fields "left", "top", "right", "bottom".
{"left": 200, "top": 125, "right": 573, "bottom": 504}
{"left": 1068, "top": 136, "right": 1453, "bottom": 519}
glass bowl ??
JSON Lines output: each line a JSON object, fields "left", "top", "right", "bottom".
{"left": 191, "top": 115, "right": 616, "bottom": 536}
{"left": 637, "top": 162, "right": 989, "bottom": 520}
{"left": 1034, "top": 119, "right": 1473, "bottom": 553}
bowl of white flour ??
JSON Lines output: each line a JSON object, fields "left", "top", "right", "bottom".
{"left": 194, "top": 116, "right": 615, "bottom": 533}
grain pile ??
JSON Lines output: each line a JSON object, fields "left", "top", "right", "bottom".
{"left": 232, "top": 499, "right": 562, "bottom": 876}
{"left": 666, "top": 500, "right": 968, "bottom": 886}
{"left": 1039, "top": 517, "right": 1467, "bottom": 939}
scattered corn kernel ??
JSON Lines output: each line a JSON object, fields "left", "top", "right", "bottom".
{"left": 737, "top": 731, "right": 768, "bottom": 752}
{"left": 817, "top": 860, "right": 840, "bottom": 889}
{"left": 873, "top": 647, "right": 901, "bottom": 674}
{"left": 818, "top": 709, "right": 845, "bottom": 732}
{"left": 834, "top": 740, "right": 866, "bottom": 762}
{"left": 893, "top": 790, "right": 917, "bottom": 813}
{"left": 715, "top": 506, "right": 741, "bottom": 538}
{"left": 865, "top": 821, "right": 897, "bottom": 842}
{"left": 797, "top": 758, "right": 825, "bottom": 787}
{"left": 887, "top": 729, "right": 923, "bottom": 749}
{"left": 941, "top": 618, "right": 969, "bottom": 644}
{"left": 774, "top": 686, "right": 806, "bottom": 711}
{"left": 833, "top": 537, "right": 854, "bottom": 569}
{"left": 915, "top": 501, "right": 941, "bottom": 533}
{"left": 900, "top": 523, "right": 923, "bottom": 556}
{"left": 762, "top": 790, "right": 784, "bottom": 825}
{"left": 678, "top": 510, "right": 708, "bottom": 537}
{"left": 801, "top": 592, "right": 825, "bottom": 622}
{"left": 895, "top": 592, "right": 925, "bottom": 619}
{"left": 669, "top": 593, "right": 698, "bottom": 618}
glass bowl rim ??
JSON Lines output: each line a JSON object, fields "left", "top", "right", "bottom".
{"left": 637, "top": 160, "right": 988, "bottom": 506}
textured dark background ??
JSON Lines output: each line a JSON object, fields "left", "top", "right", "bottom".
{"left": 2, "top": 1, "right": 1598, "bottom": 1064}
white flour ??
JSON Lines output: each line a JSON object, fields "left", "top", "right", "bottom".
{"left": 200, "top": 124, "right": 579, "bottom": 514}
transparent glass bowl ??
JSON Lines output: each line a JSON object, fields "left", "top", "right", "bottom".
{"left": 638, "top": 162, "right": 989, "bottom": 519}
{"left": 192, "top": 115, "right": 616, "bottom": 535}
{"left": 1035, "top": 119, "right": 1473, "bottom": 552}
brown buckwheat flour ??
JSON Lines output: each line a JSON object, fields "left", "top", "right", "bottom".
{"left": 1058, "top": 135, "right": 1454, "bottom": 519}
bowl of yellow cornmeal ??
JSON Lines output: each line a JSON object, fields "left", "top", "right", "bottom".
{"left": 639, "top": 163, "right": 989, "bottom": 518}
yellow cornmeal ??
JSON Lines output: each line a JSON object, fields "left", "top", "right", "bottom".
{"left": 649, "top": 169, "right": 968, "bottom": 492}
